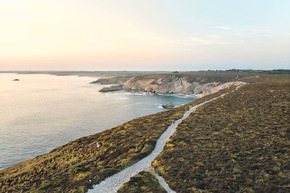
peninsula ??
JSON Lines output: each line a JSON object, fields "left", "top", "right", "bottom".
{"left": 0, "top": 70, "right": 289, "bottom": 193}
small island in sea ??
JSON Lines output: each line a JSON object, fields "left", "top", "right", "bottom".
{"left": 0, "top": 70, "right": 289, "bottom": 193}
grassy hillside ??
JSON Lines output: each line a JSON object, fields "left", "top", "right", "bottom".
{"left": 0, "top": 87, "right": 229, "bottom": 192}
{"left": 1, "top": 72, "right": 288, "bottom": 192}
{"left": 153, "top": 79, "right": 290, "bottom": 192}
{"left": 117, "top": 171, "right": 166, "bottom": 193}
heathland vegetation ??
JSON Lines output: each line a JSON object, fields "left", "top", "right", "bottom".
{"left": 0, "top": 71, "right": 289, "bottom": 192}
{"left": 153, "top": 79, "right": 289, "bottom": 192}
{"left": 0, "top": 105, "right": 185, "bottom": 192}
{"left": 117, "top": 171, "right": 166, "bottom": 193}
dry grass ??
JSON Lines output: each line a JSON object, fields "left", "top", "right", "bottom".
{"left": 117, "top": 171, "right": 166, "bottom": 193}
{"left": 153, "top": 80, "right": 290, "bottom": 192}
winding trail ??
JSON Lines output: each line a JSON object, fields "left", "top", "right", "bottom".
{"left": 87, "top": 94, "right": 227, "bottom": 193}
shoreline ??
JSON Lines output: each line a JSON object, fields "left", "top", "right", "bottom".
{"left": 1, "top": 73, "right": 289, "bottom": 192}
{"left": 0, "top": 84, "right": 231, "bottom": 192}
{"left": 0, "top": 73, "right": 194, "bottom": 170}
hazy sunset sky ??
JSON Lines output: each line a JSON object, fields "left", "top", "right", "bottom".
{"left": 0, "top": 0, "right": 289, "bottom": 71}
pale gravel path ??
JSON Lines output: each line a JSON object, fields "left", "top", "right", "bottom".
{"left": 153, "top": 170, "right": 176, "bottom": 193}
{"left": 87, "top": 98, "right": 218, "bottom": 193}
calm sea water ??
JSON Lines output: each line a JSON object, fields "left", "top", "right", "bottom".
{"left": 0, "top": 73, "right": 194, "bottom": 169}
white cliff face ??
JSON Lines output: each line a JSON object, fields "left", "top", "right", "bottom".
{"left": 200, "top": 81, "right": 246, "bottom": 96}
{"left": 123, "top": 76, "right": 192, "bottom": 94}
{"left": 123, "top": 75, "right": 245, "bottom": 96}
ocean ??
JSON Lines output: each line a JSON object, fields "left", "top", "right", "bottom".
{"left": 0, "top": 73, "right": 195, "bottom": 169}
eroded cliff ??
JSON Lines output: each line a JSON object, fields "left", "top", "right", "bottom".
{"left": 91, "top": 72, "right": 249, "bottom": 96}
{"left": 122, "top": 74, "right": 245, "bottom": 96}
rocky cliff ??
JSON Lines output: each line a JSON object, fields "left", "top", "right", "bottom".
{"left": 123, "top": 74, "right": 245, "bottom": 96}
{"left": 92, "top": 72, "right": 247, "bottom": 96}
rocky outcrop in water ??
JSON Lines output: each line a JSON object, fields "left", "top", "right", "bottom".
{"left": 99, "top": 85, "right": 123, "bottom": 92}
{"left": 161, "top": 102, "right": 175, "bottom": 109}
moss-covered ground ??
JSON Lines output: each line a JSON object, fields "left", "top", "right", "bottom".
{"left": 117, "top": 171, "right": 166, "bottom": 193}
{"left": 153, "top": 79, "right": 290, "bottom": 192}
{"left": 0, "top": 85, "right": 229, "bottom": 192}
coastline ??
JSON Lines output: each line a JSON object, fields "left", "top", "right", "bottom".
{"left": 1, "top": 72, "right": 289, "bottom": 192}
{"left": 0, "top": 73, "right": 193, "bottom": 170}
{"left": 0, "top": 83, "right": 231, "bottom": 192}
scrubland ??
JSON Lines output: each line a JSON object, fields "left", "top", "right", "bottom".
{"left": 153, "top": 80, "right": 289, "bottom": 192}
{"left": 1, "top": 71, "right": 289, "bottom": 193}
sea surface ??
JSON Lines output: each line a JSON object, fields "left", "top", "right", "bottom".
{"left": 0, "top": 73, "right": 195, "bottom": 169}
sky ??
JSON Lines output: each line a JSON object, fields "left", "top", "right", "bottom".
{"left": 0, "top": 0, "right": 289, "bottom": 71}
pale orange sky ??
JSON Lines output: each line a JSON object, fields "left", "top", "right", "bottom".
{"left": 0, "top": 0, "right": 289, "bottom": 70}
